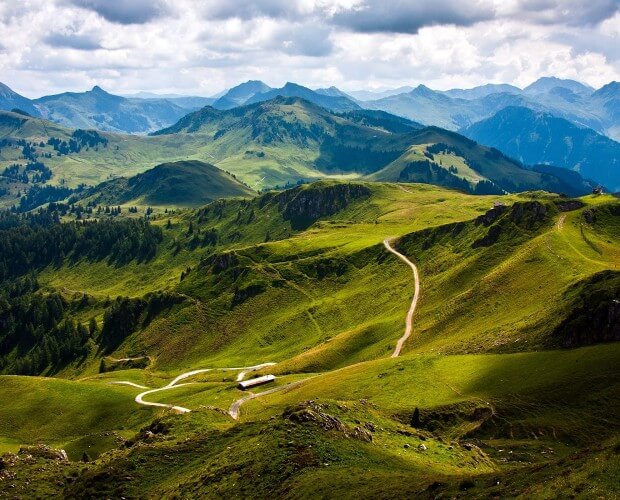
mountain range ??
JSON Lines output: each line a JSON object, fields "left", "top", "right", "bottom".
{"left": 1, "top": 77, "right": 618, "bottom": 142}
{"left": 32, "top": 86, "right": 202, "bottom": 134}
{"left": 364, "top": 78, "right": 620, "bottom": 142}
{"left": 0, "top": 75, "right": 616, "bottom": 209}
{"left": 462, "top": 106, "right": 620, "bottom": 191}
{"left": 0, "top": 95, "right": 598, "bottom": 218}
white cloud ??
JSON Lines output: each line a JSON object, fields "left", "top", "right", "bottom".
{"left": 0, "top": 0, "right": 617, "bottom": 97}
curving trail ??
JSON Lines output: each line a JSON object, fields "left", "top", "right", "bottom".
{"left": 557, "top": 214, "right": 566, "bottom": 230}
{"left": 109, "top": 381, "right": 149, "bottom": 390}
{"left": 229, "top": 379, "right": 312, "bottom": 420}
{"left": 384, "top": 238, "right": 420, "bottom": 358}
{"left": 114, "top": 363, "right": 276, "bottom": 414}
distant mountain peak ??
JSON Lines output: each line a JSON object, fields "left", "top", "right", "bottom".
{"left": 593, "top": 81, "right": 619, "bottom": 99}
{"left": 524, "top": 77, "right": 593, "bottom": 95}
{"left": 411, "top": 84, "right": 437, "bottom": 97}
{"left": 90, "top": 85, "right": 110, "bottom": 95}
{"left": 283, "top": 82, "right": 306, "bottom": 90}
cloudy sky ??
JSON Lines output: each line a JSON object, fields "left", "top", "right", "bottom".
{"left": 1, "top": 0, "right": 619, "bottom": 97}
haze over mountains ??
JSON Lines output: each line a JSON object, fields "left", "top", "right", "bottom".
{"left": 4, "top": 77, "right": 618, "bottom": 137}
{"left": 463, "top": 107, "right": 620, "bottom": 191}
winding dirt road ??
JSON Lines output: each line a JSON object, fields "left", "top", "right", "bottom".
{"left": 557, "top": 214, "right": 566, "bottom": 230}
{"left": 114, "top": 362, "right": 276, "bottom": 414}
{"left": 113, "top": 239, "right": 420, "bottom": 418}
{"left": 384, "top": 238, "right": 420, "bottom": 357}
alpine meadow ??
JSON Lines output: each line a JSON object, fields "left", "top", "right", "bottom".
{"left": 0, "top": 1, "right": 619, "bottom": 499}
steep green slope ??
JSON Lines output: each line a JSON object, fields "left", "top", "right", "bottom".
{"left": 81, "top": 160, "right": 255, "bottom": 207}
{"left": 368, "top": 127, "right": 596, "bottom": 196}
{"left": 3, "top": 182, "right": 617, "bottom": 377}
{"left": 392, "top": 196, "right": 619, "bottom": 356}
{"left": 462, "top": 106, "right": 620, "bottom": 191}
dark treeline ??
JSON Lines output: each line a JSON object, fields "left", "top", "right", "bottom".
{"left": 0, "top": 206, "right": 178, "bottom": 374}
{"left": 0, "top": 276, "right": 185, "bottom": 374}
{"left": 0, "top": 275, "right": 91, "bottom": 375}
{"left": 0, "top": 209, "right": 163, "bottom": 281}
{"left": 16, "top": 185, "right": 77, "bottom": 212}
{"left": 100, "top": 292, "right": 184, "bottom": 354}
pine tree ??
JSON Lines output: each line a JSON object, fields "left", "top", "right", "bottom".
{"left": 89, "top": 317, "right": 98, "bottom": 336}
{"left": 411, "top": 407, "right": 421, "bottom": 428}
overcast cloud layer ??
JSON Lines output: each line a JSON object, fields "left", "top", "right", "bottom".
{"left": 0, "top": 0, "right": 618, "bottom": 97}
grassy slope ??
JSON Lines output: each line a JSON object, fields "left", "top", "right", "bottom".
{"left": 37, "top": 182, "right": 519, "bottom": 374}
{"left": 369, "top": 128, "right": 556, "bottom": 191}
{"left": 81, "top": 160, "right": 255, "bottom": 208}
{"left": 0, "top": 376, "right": 155, "bottom": 456}
{"left": 0, "top": 182, "right": 618, "bottom": 497}
{"left": 34, "top": 187, "right": 619, "bottom": 377}
{"left": 397, "top": 194, "right": 620, "bottom": 355}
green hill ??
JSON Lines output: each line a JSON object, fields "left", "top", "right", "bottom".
{"left": 367, "top": 127, "right": 596, "bottom": 195}
{"left": 82, "top": 160, "right": 255, "bottom": 207}
{"left": 0, "top": 180, "right": 618, "bottom": 498}
{"left": 0, "top": 98, "right": 598, "bottom": 213}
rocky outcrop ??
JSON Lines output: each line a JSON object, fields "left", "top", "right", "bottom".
{"left": 200, "top": 251, "right": 239, "bottom": 274}
{"left": 472, "top": 201, "right": 552, "bottom": 248}
{"left": 552, "top": 270, "right": 620, "bottom": 347}
{"left": 18, "top": 444, "right": 68, "bottom": 461}
{"left": 555, "top": 199, "right": 585, "bottom": 212}
{"left": 277, "top": 183, "right": 371, "bottom": 230}
{"left": 283, "top": 401, "right": 373, "bottom": 442}
{"left": 508, "top": 201, "right": 549, "bottom": 227}
{"left": 474, "top": 205, "right": 508, "bottom": 227}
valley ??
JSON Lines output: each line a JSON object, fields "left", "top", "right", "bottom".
{"left": 0, "top": 97, "right": 597, "bottom": 214}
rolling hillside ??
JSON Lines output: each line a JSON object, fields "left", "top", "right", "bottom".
{"left": 81, "top": 160, "right": 255, "bottom": 207}
{"left": 0, "top": 180, "right": 618, "bottom": 497}
{"left": 154, "top": 98, "right": 594, "bottom": 195}
{"left": 462, "top": 106, "right": 620, "bottom": 191}
{"left": 367, "top": 127, "right": 596, "bottom": 195}
{"left": 0, "top": 97, "right": 598, "bottom": 213}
